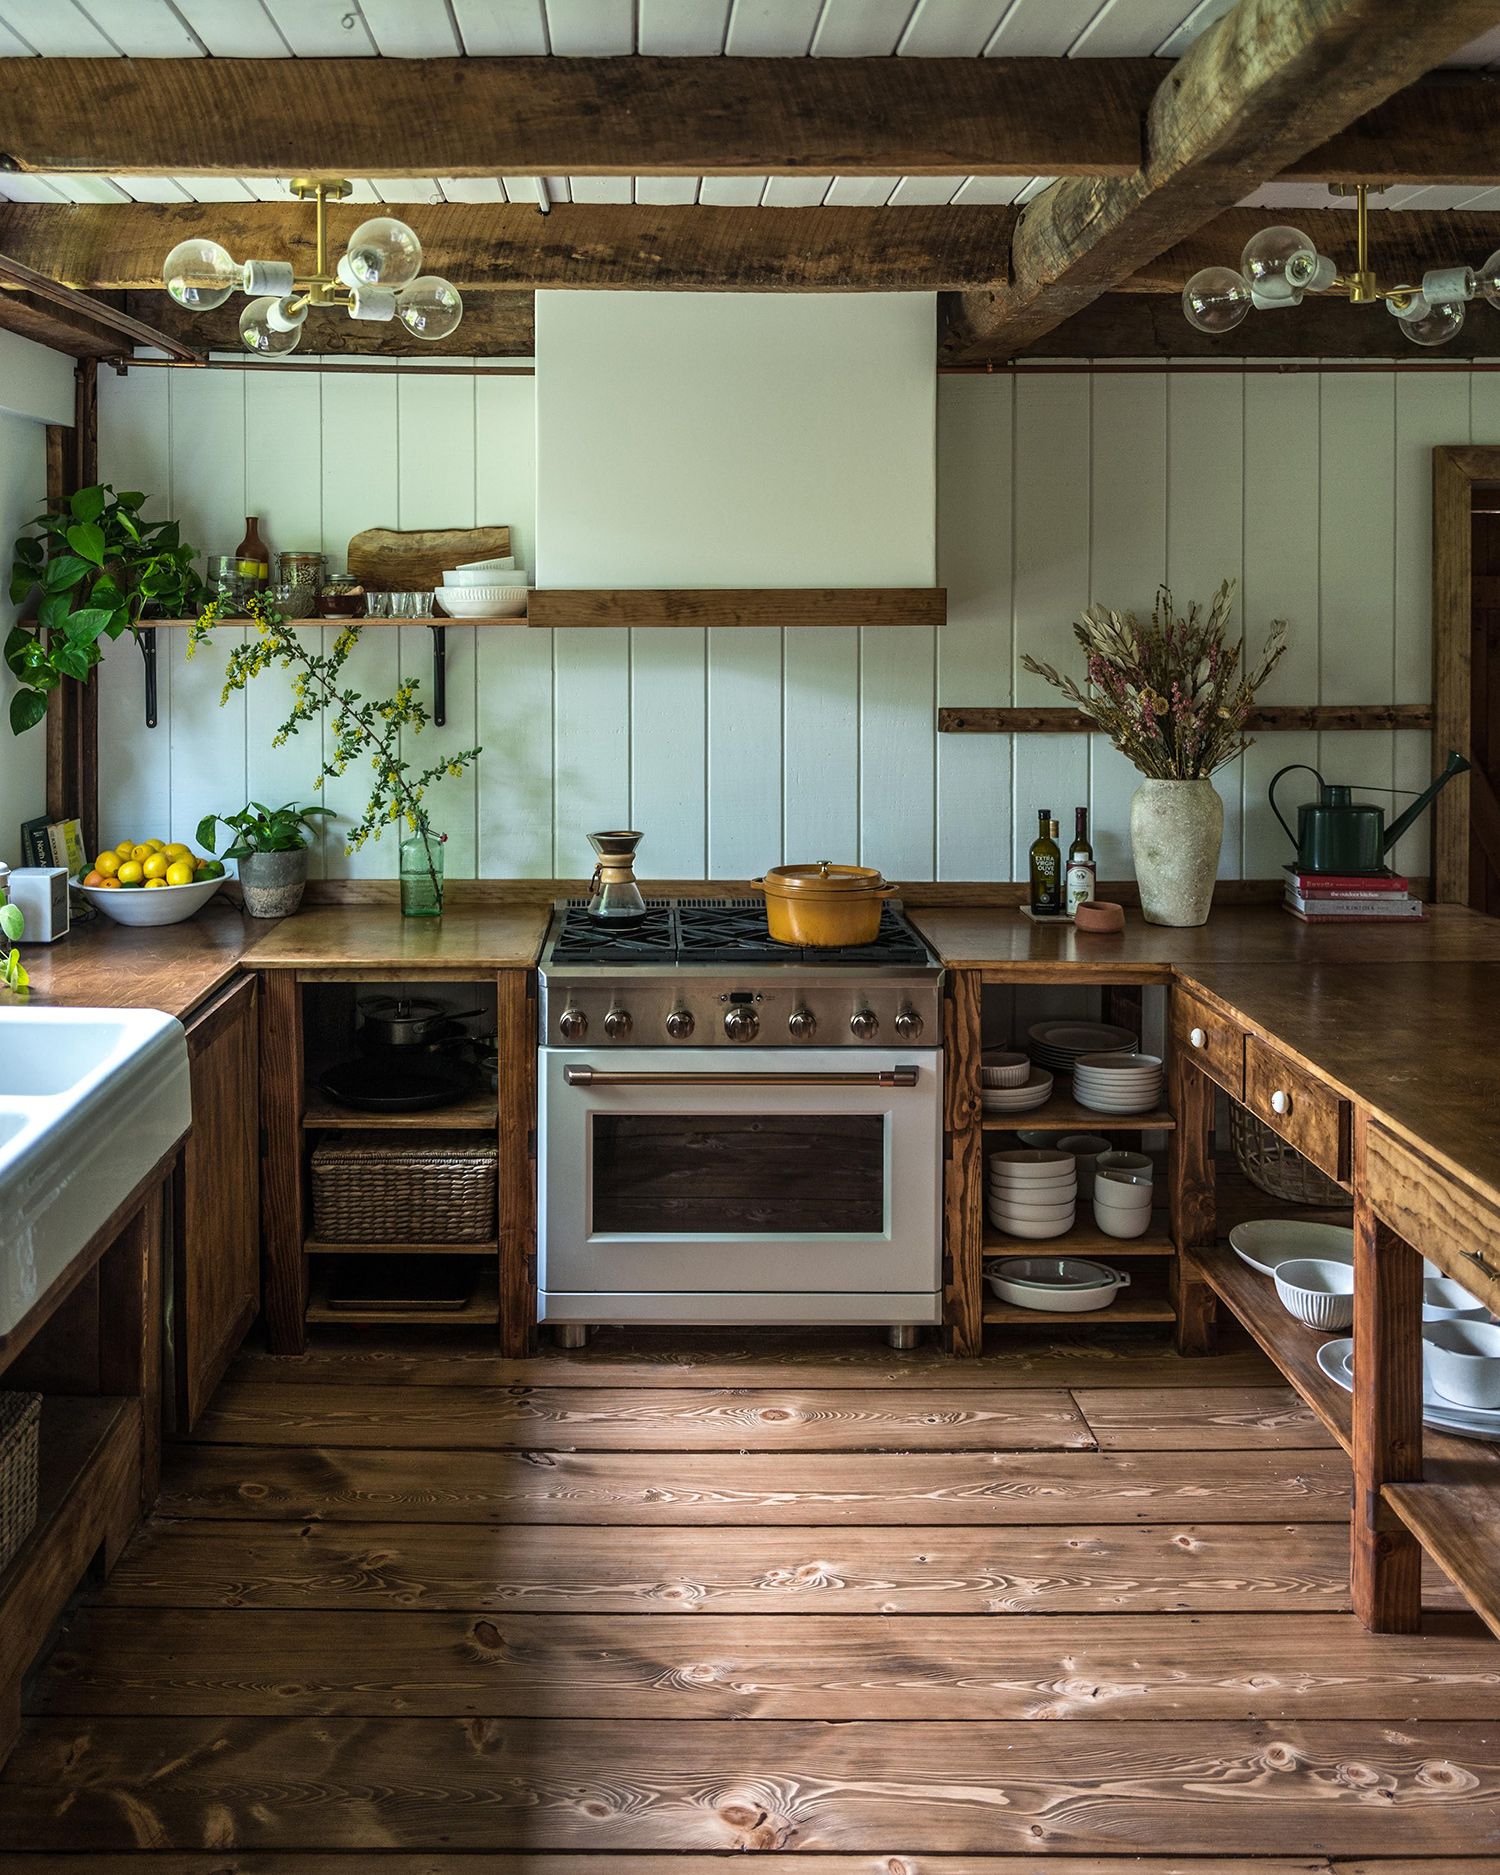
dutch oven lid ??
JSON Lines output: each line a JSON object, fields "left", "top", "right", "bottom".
{"left": 763, "top": 860, "right": 887, "bottom": 894}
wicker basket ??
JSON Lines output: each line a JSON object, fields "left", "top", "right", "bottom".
{"left": 0, "top": 1391, "right": 42, "bottom": 1576}
{"left": 311, "top": 1131, "right": 498, "bottom": 1244}
{"left": 1229, "top": 1100, "right": 1352, "bottom": 1210}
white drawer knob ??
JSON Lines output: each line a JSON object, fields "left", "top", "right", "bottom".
{"left": 1189, "top": 1026, "right": 1206, "bottom": 1048}
{"left": 1271, "top": 1089, "right": 1290, "bottom": 1115}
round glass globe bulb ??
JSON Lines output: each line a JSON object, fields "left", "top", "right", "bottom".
{"left": 344, "top": 216, "right": 423, "bottom": 288}
{"left": 1479, "top": 249, "right": 1500, "bottom": 311}
{"left": 395, "top": 275, "right": 463, "bottom": 341}
{"left": 1182, "top": 266, "right": 1252, "bottom": 334}
{"left": 239, "top": 295, "right": 304, "bottom": 356}
{"left": 162, "top": 237, "right": 240, "bottom": 310}
{"left": 1402, "top": 299, "right": 1465, "bottom": 348}
{"left": 1240, "top": 224, "right": 1319, "bottom": 293}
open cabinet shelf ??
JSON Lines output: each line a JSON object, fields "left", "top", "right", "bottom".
{"left": 306, "top": 1263, "right": 500, "bottom": 1327}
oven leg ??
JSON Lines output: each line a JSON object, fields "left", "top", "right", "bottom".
{"left": 886, "top": 1325, "right": 920, "bottom": 1351}
{"left": 554, "top": 1324, "right": 590, "bottom": 1350}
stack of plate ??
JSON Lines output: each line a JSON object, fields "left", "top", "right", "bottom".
{"left": 987, "top": 1147, "right": 1075, "bottom": 1239}
{"left": 1072, "top": 1051, "right": 1164, "bottom": 1116}
{"left": 1318, "top": 1338, "right": 1500, "bottom": 1443}
{"left": 980, "top": 1066, "right": 1054, "bottom": 1116}
{"left": 1028, "top": 1020, "right": 1137, "bottom": 1076}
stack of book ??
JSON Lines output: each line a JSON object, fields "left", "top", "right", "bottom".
{"left": 1283, "top": 868, "right": 1425, "bottom": 922}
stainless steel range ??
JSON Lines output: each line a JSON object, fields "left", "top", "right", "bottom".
{"left": 537, "top": 898, "right": 943, "bottom": 1340}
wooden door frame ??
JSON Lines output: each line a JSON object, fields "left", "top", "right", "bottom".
{"left": 1433, "top": 444, "right": 1500, "bottom": 904}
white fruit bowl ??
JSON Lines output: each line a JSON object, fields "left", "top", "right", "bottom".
{"left": 75, "top": 873, "right": 225, "bottom": 927}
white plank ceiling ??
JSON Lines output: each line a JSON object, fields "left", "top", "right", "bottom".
{"left": 0, "top": 0, "right": 1494, "bottom": 211}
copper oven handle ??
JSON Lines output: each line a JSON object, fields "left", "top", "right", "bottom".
{"left": 563, "top": 1066, "right": 921, "bottom": 1088}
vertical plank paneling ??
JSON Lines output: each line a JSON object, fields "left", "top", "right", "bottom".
{"left": 860, "top": 626, "right": 936, "bottom": 877}
{"left": 936, "top": 375, "right": 1011, "bottom": 880}
{"left": 554, "top": 628, "right": 631, "bottom": 876}
{"left": 1089, "top": 373, "right": 1167, "bottom": 879}
{"left": 1011, "top": 372, "right": 1090, "bottom": 875}
{"left": 630, "top": 625, "right": 707, "bottom": 875}
{"left": 1166, "top": 371, "right": 1245, "bottom": 877}
{"left": 1242, "top": 370, "right": 1322, "bottom": 880}
{"left": 707, "top": 625, "right": 781, "bottom": 876}
{"left": 784, "top": 626, "right": 859, "bottom": 861}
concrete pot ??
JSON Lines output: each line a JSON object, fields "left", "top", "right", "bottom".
{"left": 237, "top": 846, "right": 308, "bottom": 919}
{"left": 1130, "top": 778, "right": 1223, "bottom": 927}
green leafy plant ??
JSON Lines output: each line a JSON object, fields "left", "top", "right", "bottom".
{"left": 189, "top": 593, "right": 479, "bottom": 905}
{"left": 6, "top": 483, "right": 207, "bottom": 735}
{"left": 197, "top": 799, "right": 334, "bottom": 862}
{"left": 0, "top": 901, "right": 27, "bottom": 994}
{"left": 1021, "top": 580, "right": 1287, "bottom": 780}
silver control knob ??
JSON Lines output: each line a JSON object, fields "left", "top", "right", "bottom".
{"left": 723, "top": 1005, "right": 760, "bottom": 1042}
{"left": 558, "top": 1006, "right": 588, "bottom": 1041}
{"left": 849, "top": 1007, "right": 879, "bottom": 1041}
{"left": 787, "top": 1006, "right": 817, "bottom": 1040}
{"left": 894, "top": 1007, "right": 923, "bottom": 1041}
{"left": 665, "top": 1006, "right": 695, "bottom": 1040}
{"left": 603, "top": 1005, "right": 632, "bottom": 1039}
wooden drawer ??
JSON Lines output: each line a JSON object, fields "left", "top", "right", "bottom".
{"left": 1171, "top": 986, "right": 1243, "bottom": 1098}
{"left": 1242, "top": 1033, "right": 1350, "bottom": 1183}
{"left": 1365, "top": 1122, "right": 1500, "bottom": 1316}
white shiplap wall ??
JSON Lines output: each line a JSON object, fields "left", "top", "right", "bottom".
{"left": 95, "top": 359, "right": 1481, "bottom": 884}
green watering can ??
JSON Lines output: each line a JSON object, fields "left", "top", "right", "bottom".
{"left": 1269, "top": 749, "right": 1470, "bottom": 875}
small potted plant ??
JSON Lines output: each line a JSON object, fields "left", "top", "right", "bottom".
{"left": 197, "top": 800, "right": 333, "bottom": 919}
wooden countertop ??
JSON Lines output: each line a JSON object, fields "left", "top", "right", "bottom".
{"left": 240, "top": 903, "right": 551, "bottom": 973}
{"left": 5, "top": 899, "right": 270, "bottom": 1024}
{"left": 910, "top": 902, "right": 1500, "bottom": 974}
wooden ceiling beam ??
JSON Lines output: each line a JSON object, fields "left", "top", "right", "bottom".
{"left": 1116, "top": 208, "right": 1500, "bottom": 292}
{"left": 0, "top": 202, "right": 1017, "bottom": 294}
{"left": 0, "top": 289, "right": 123, "bottom": 358}
{"left": 123, "top": 292, "right": 536, "bottom": 357}
{"left": 1288, "top": 74, "right": 1500, "bottom": 185}
{"left": 0, "top": 56, "right": 1157, "bottom": 180}
{"left": 943, "top": 0, "right": 1500, "bottom": 362}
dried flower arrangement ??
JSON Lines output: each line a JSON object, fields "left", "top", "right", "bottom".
{"left": 1021, "top": 580, "right": 1287, "bottom": 780}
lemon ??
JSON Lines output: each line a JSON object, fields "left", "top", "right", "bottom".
{"left": 94, "top": 850, "right": 121, "bottom": 879}
{"left": 115, "top": 840, "right": 135, "bottom": 858}
{"left": 142, "top": 852, "right": 170, "bottom": 880}
{"left": 117, "top": 859, "right": 144, "bottom": 885}
{"left": 144, "top": 877, "right": 168, "bottom": 889}
{"left": 163, "top": 842, "right": 189, "bottom": 860}
{"left": 165, "top": 859, "right": 196, "bottom": 887}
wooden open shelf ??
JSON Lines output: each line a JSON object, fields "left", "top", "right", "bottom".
{"left": 304, "top": 1237, "right": 498, "bottom": 1258}
{"left": 983, "top": 1277, "right": 1175, "bottom": 1327}
{"left": 984, "top": 1215, "right": 1173, "bottom": 1258}
{"left": 940, "top": 702, "right": 1433, "bottom": 735}
{"left": 306, "top": 1264, "right": 500, "bottom": 1327}
{"left": 302, "top": 1086, "right": 498, "bottom": 1130}
{"left": 981, "top": 1098, "right": 1173, "bottom": 1132}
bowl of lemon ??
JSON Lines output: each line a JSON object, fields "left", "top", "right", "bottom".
{"left": 78, "top": 839, "right": 228, "bottom": 927}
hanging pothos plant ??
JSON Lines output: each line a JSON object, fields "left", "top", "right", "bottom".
{"left": 5, "top": 483, "right": 207, "bottom": 735}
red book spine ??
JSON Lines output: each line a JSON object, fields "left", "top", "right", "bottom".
{"left": 1289, "top": 873, "right": 1408, "bottom": 892}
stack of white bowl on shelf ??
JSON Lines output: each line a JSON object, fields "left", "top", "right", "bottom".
{"left": 1027, "top": 1019, "right": 1137, "bottom": 1077}
{"left": 978, "top": 1048, "right": 1054, "bottom": 1116}
{"left": 1072, "top": 1051, "right": 1164, "bottom": 1116}
{"left": 436, "top": 555, "right": 530, "bottom": 619}
{"left": 1091, "top": 1151, "right": 1155, "bottom": 1239}
{"left": 986, "top": 1147, "right": 1075, "bottom": 1239}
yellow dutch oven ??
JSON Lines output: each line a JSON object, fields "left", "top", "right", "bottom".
{"left": 751, "top": 861, "right": 896, "bottom": 947}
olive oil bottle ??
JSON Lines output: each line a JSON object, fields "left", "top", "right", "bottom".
{"left": 1066, "top": 806, "right": 1097, "bottom": 915}
{"left": 1028, "top": 809, "right": 1062, "bottom": 916}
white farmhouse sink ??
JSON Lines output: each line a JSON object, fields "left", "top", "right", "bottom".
{"left": 0, "top": 1006, "right": 191, "bottom": 1337}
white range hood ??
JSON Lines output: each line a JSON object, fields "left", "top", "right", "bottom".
{"left": 534, "top": 291, "right": 937, "bottom": 588}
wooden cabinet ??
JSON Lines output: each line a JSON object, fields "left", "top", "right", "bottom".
{"left": 172, "top": 976, "right": 260, "bottom": 1430}
{"left": 1364, "top": 1121, "right": 1500, "bottom": 1315}
{"left": 1242, "top": 1033, "right": 1351, "bottom": 1184}
{"left": 1170, "top": 986, "right": 1243, "bottom": 1098}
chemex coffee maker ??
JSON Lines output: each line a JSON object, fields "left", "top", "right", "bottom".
{"left": 586, "top": 829, "right": 647, "bottom": 925}
{"left": 1269, "top": 750, "right": 1469, "bottom": 874}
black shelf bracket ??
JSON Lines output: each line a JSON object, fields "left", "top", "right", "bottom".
{"left": 139, "top": 626, "right": 159, "bottom": 729}
{"left": 429, "top": 623, "right": 447, "bottom": 727}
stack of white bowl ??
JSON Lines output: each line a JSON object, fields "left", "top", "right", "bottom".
{"left": 987, "top": 1147, "right": 1076, "bottom": 1239}
{"left": 1072, "top": 1051, "right": 1164, "bottom": 1116}
{"left": 437, "top": 555, "right": 530, "bottom": 619}
{"left": 1092, "top": 1154, "right": 1155, "bottom": 1239}
{"left": 978, "top": 1048, "right": 1054, "bottom": 1116}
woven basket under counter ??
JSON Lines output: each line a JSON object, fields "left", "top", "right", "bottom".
{"left": 0, "top": 1391, "right": 42, "bottom": 1576}
{"left": 310, "top": 1132, "right": 498, "bottom": 1244}
{"left": 1228, "top": 1100, "right": 1352, "bottom": 1210}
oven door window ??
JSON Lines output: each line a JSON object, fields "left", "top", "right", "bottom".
{"left": 590, "top": 1112, "right": 886, "bottom": 1236}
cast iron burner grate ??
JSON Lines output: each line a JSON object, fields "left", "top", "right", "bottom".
{"left": 550, "top": 898, "right": 933, "bottom": 967}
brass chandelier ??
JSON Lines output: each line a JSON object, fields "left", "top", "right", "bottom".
{"left": 1183, "top": 183, "right": 1499, "bottom": 347}
{"left": 161, "top": 177, "right": 463, "bottom": 355}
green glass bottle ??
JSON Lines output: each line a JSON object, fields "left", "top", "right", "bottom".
{"left": 1028, "top": 809, "right": 1062, "bottom": 916}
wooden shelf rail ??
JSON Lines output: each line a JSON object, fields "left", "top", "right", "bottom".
{"left": 940, "top": 703, "right": 1433, "bottom": 734}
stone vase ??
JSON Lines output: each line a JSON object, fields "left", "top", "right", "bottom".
{"left": 237, "top": 846, "right": 307, "bottom": 919}
{"left": 1129, "top": 778, "right": 1223, "bottom": 927}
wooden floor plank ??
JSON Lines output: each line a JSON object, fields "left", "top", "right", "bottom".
{"left": 97, "top": 1518, "right": 1396, "bottom": 1614}
{"left": 1074, "top": 1386, "right": 1337, "bottom": 1451}
{"left": 0, "top": 1854, "right": 1344, "bottom": 1874}
{"left": 191, "top": 1380, "right": 1094, "bottom": 1450}
{"left": 34, "top": 1607, "right": 1500, "bottom": 1721}
{"left": 3, "top": 1717, "right": 1499, "bottom": 1854}
{"left": 156, "top": 1443, "right": 1354, "bottom": 1526}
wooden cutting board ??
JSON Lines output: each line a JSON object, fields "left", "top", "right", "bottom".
{"left": 347, "top": 526, "right": 511, "bottom": 592}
